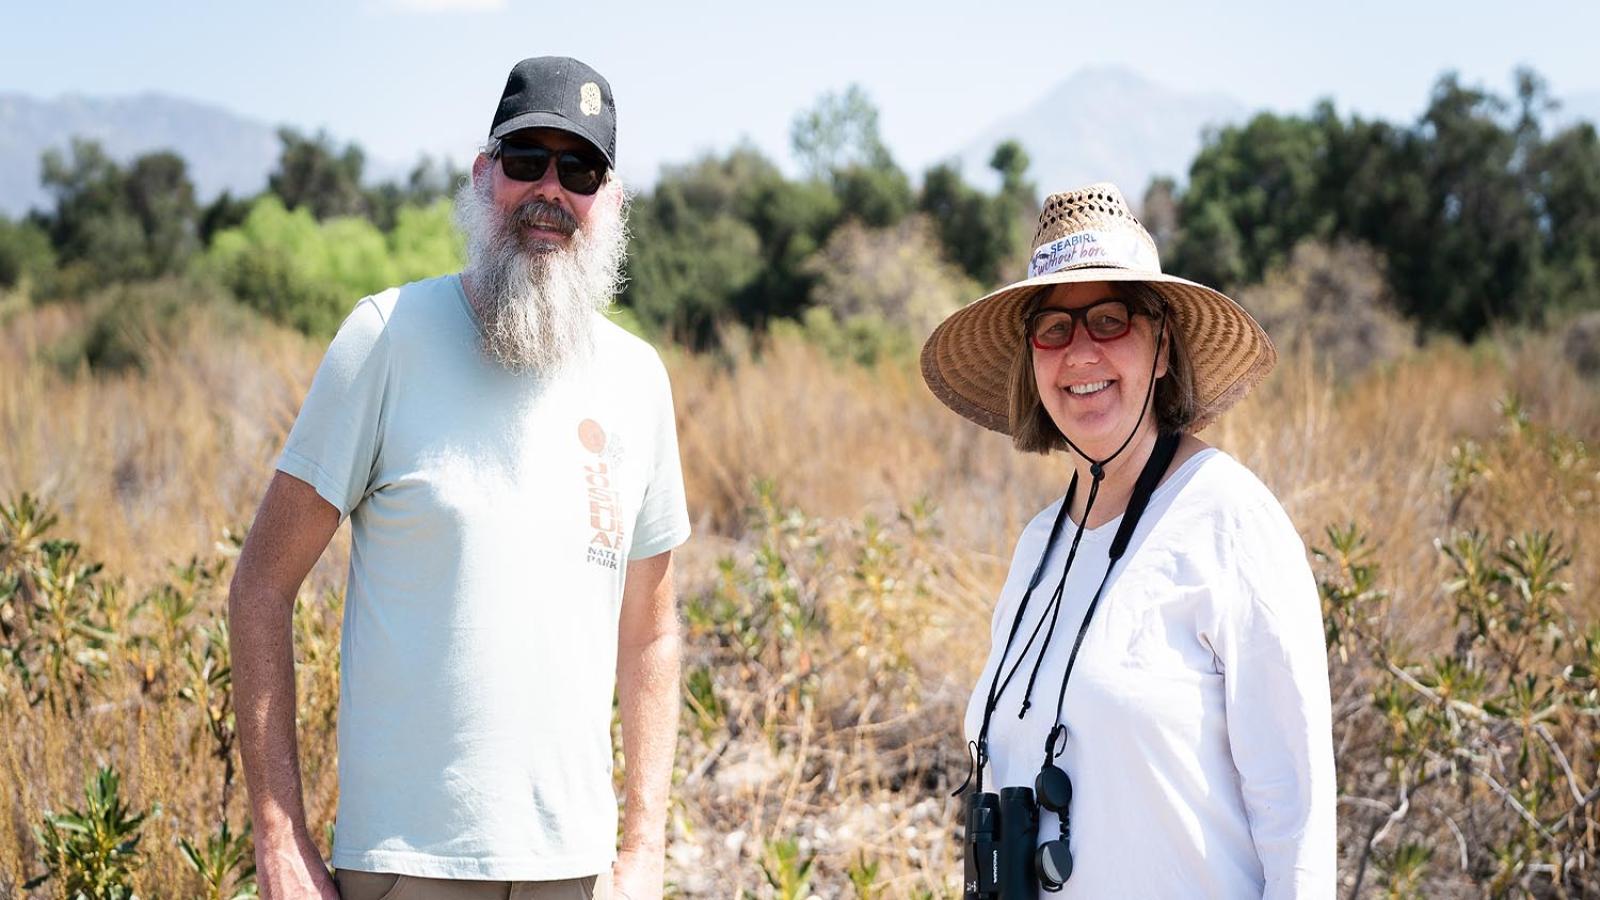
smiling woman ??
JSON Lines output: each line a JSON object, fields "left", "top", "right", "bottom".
{"left": 920, "top": 183, "right": 1335, "bottom": 899}
{"left": 1008, "top": 281, "right": 1198, "bottom": 458}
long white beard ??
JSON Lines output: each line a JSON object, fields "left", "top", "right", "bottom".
{"left": 454, "top": 174, "right": 629, "bottom": 375}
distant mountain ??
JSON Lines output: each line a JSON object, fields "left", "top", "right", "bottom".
{"left": 0, "top": 92, "right": 287, "bottom": 217}
{"left": 950, "top": 66, "right": 1249, "bottom": 203}
{"left": 0, "top": 92, "right": 409, "bottom": 218}
{"left": 7, "top": 79, "right": 1595, "bottom": 223}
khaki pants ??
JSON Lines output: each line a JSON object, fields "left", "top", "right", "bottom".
{"left": 336, "top": 868, "right": 610, "bottom": 900}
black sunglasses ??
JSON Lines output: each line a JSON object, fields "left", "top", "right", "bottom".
{"left": 493, "top": 141, "right": 608, "bottom": 195}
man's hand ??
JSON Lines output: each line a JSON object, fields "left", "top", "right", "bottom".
{"left": 612, "top": 845, "right": 665, "bottom": 900}
{"left": 254, "top": 832, "right": 339, "bottom": 900}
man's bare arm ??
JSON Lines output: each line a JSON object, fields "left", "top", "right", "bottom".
{"left": 612, "top": 550, "right": 681, "bottom": 899}
{"left": 228, "top": 471, "right": 341, "bottom": 900}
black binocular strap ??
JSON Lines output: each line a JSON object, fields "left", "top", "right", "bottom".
{"left": 970, "top": 487, "right": 1074, "bottom": 793}
{"left": 969, "top": 308, "right": 1173, "bottom": 794}
{"left": 1042, "top": 428, "right": 1181, "bottom": 764}
{"left": 1004, "top": 311, "right": 1175, "bottom": 729}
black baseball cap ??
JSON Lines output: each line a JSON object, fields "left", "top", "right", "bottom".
{"left": 489, "top": 56, "right": 616, "bottom": 167}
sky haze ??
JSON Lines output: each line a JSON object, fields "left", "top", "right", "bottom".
{"left": 3, "top": 1, "right": 1596, "bottom": 186}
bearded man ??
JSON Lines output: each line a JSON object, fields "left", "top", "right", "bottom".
{"left": 229, "top": 57, "right": 690, "bottom": 900}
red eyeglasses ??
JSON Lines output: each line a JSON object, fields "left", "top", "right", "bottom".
{"left": 1026, "top": 299, "right": 1135, "bottom": 350}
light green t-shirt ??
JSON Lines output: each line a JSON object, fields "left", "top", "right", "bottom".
{"left": 277, "top": 274, "right": 691, "bottom": 880}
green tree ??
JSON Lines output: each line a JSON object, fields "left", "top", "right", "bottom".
{"left": 37, "top": 139, "right": 200, "bottom": 291}
{"left": 1169, "top": 68, "right": 1595, "bottom": 338}
{"left": 268, "top": 127, "right": 368, "bottom": 220}
{"left": 622, "top": 92, "right": 1034, "bottom": 340}
{"left": 1379, "top": 74, "right": 1540, "bottom": 335}
{"left": 1172, "top": 112, "right": 1332, "bottom": 290}
{"left": 918, "top": 141, "right": 1035, "bottom": 287}
{"left": 363, "top": 181, "right": 408, "bottom": 234}
{"left": 204, "top": 196, "right": 344, "bottom": 334}
{"left": 627, "top": 211, "right": 764, "bottom": 342}
{"left": 124, "top": 151, "right": 199, "bottom": 275}
{"left": 830, "top": 164, "right": 913, "bottom": 229}
{"left": 623, "top": 149, "right": 774, "bottom": 342}
{"left": 734, "top": 171, "right": 842, "bottom": 325}
{"left": 987, "top": 140, "right": 1037, "bottom": 278}
{"left": 792, "top": 85, "right": 914, "bottom": 228}
{"left": 791, "top": 84, "right": 893, "bottom": 177}
{"left": 1309, "top": 102, "right": 1411, "bottom": 246}
{"left": 364, "top": 155, "right": 465, "bottom": 231}
{"left": 621, "top": 144, "right": 851, "bottom": 340}
{"left": 198, "top": 190, "right": 254, "bottom": 246}
{"left": 363, "top": 156, "right": 462, "bottom": 233}
{"left": 404, "top": 154, "right": 466, "bottom": 205}
{"left": 1526, "top": 118, "right": 1600, "bottom": 317}
{"left": 38, "top": 138, "right": 135, "bottom": 266}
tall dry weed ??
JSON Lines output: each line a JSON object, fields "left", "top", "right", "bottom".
{"left": 2, "top": 302, "right": 1597, "bottom": 897}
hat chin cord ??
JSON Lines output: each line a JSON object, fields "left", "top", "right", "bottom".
{"left": 1010, "top": 308, "right": 1170, "bottom": 716}
{"left": 959, "top": 308, "right": 1172, "bottom": 798}
{"left": 1054, "top": 308, "right": 1169, "bottom": 487}
{"left": 1026, "top": 309, "right": 1173, "bottom": 893}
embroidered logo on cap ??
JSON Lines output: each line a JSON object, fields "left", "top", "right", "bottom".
{"left": 579, "top": 82, "right": 602, "bottom": 116}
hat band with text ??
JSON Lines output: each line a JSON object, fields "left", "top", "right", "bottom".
{"left": 1027, "top": 229, "right": 1159, "bottom": 279}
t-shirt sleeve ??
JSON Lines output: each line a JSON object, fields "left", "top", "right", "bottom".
{"left": 628, "top": 352, "right": 691, "bottom": 559}
{"left": 1210, "top": 500, "right": 1338, "bottom": 900}
{"left": 275, "top": 298, "right": 391, "bottom": 521}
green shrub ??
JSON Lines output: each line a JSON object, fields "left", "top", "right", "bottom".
{"left": 203, "top": 195, "right": 462, "bottom": 337}
{"left": 803, "top": 216, "right": 974, "bottom": 340}
{"left": 387, "top": 199, "right": 464, "bottom": 285}
{"left": 0, "top": 215, "right": 56, "bottom": 292}
{"left": 1323, "top": 401, "right": 1600, "bottom": 896}
{"left": 771, "top": 307, "right": 912, "bottom": 367}
{"left": 178, "top": 820, "right": 256, "bottom": 900}
{"left": 26, "top": 766, "right": 151, "bottom": 900}
{"left": 0, "top": 494, "right": 128, "bottom": 715}
{"left": 47, "top": 278, "right": 255, "bottom": 374}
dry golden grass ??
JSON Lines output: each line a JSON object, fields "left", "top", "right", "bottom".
{"left": 2, "top": 299, "right": 1597, "bottom": 897}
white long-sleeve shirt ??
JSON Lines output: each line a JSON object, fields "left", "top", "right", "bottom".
{"left": 964, "top": 449, "right": 1336, "bottom": 899}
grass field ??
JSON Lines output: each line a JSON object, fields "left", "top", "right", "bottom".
{"left": 3, "top": 296, "right": 1598, "bottom": 898}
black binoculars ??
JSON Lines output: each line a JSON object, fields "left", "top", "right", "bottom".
{"left": 963, "top": 787, "right": 1036, "bottom": 899}
{"left": 963, "top": 764, "right": 1076, "bottom": 897}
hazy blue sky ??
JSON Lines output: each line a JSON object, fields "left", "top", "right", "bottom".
{"left": 4, "top": 0, "right": 1595, "bottom": 185}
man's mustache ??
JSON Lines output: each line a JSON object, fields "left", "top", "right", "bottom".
{"left": 511, "top": 200, "right": 578, "bottom": 237}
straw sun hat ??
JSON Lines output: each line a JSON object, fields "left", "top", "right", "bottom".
{"left": 920, "top": 182, "right": 1276, "bottom": 434}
